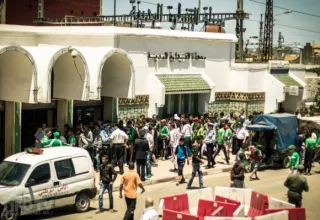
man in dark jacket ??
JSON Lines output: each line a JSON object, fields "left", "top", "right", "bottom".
{"left": 134, "top": 129, "right": 149, "bottom": 181}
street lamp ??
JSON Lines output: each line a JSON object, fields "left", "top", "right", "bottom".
{"left": 274, "top": 10, "right": 292, "bottom": 18}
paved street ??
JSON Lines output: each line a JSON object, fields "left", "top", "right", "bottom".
{"left": 21, "top": 164, "right": 320, "bottom": 220}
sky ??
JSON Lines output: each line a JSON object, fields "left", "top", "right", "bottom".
{"left": 102, "top": 0, "right": 320, "bottom": 49}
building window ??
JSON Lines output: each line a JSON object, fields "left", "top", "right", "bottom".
{"left": 70, "top": 10, "right": 74, "bottom": 14}
{"left": 93, "top": 12, "right": 97, "bottom": 16}
{"left": 81, "top": 11, "right": 84, "bottom": 15}
{"left": 29, "top": 4, "right": 32, "bottom": 10}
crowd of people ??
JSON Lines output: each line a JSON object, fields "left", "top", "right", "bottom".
{"left": 32, "top": 110, "right": 320, "bottom": 216}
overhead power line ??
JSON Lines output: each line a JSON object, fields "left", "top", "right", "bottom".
{"left": 274, "top": 23, "right": 320, "bottom": 34}
{"left": 140, "top": 1, "right": 186, "bottom": 12}
{"left": 248, "top": 0, "right": 320, "bottom": 19}
{"left": 247, "top": 19, "right": 320, "bottom": 34}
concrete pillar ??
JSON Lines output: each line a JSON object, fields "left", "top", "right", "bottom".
{"left": 57, "top": 100, "right": 73, "bottom": 132}
{"left": 5, "top": 102, "right": 21, "bottom": 157}
{"left": 103, "top": 97, "right": 118, "bottom": 123}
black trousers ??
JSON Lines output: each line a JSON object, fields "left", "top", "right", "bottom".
{"left": 206, "top": 143, "right": 214, "bottom": 167}
{"left": 213, "top": 144, "right": 229, "bottom": 164}
{"left": 233, "top": 137, "right": 243, "bottom": 155}
{"left": 288, "top": 191, "right": 302, "bottom": 208}
{"left": 112, "top": 144, "right": 125, "bottom": 174}
{"left": 136, "top": 159, "right": 146, "bottom": 181}
{"left": 123, "top": 197, "right": 136, "bottom": 220}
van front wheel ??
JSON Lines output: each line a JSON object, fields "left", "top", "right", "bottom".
{"left": 1, "top": 203, "right": 19, "bottom": 220}
{"left": 75, "top": 193, "right": 90, "bottom": 213}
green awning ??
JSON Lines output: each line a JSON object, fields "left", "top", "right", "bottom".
{"left": 272, "top": 74, "right": 302, "bottom": 88}
{"left": 157, "top": 75, "right": 211, "bottom": 93}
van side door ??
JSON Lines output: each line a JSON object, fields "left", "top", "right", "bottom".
{"left": 51, "top": 157, "right": 77, "bottom": 208}
{"left": 20, "top": 161, "right": 55, "bottom": 215}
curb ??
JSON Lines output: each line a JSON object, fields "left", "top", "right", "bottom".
{"left": 105, "top": 166, "right": 232, "bottom": 193}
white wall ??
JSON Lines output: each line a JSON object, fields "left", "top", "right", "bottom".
{"left": 53, "top": 53, "right": 87, "bottom": 100}
{"left": 100, "top": 53, "right": 133, "bottom": 98}
{"left": 264, "top": 74, "right": 285, "bottom": 113}
{"left": 0, "top": 50, "right": 35, "bottom": 103}
{"left": 148, "top": 74, "right": 165, "bottom": 117}
{"left": 118, "top": 36, "right": 232, "bottom": 93}
{"left": 282, "top": 90, "right": 303, "bottom": 113}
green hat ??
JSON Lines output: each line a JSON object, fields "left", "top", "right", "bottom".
{"left": 288, "top": 145, "right": 296, "bottom": 151}
{"left": 53, "top": 131, "right": 60, "bottom": 138}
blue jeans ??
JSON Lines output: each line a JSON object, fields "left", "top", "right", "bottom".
{"left": 99, "top": 182, "right": 113, "bottom": 210}
{"left": 146, "top": 151, "right": 152, "bottom": 175}
{"left": 187, "top": 162, "right": 203, "bottom": 187}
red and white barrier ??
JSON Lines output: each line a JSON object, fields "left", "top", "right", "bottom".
{"left": 160, "top": 187, "right": 305, "bottom": 220}
{"left": 204, "top": 217, "right": 251, "bottom": 220}
{"left": 268, "top": 198, "right": 295, "bottom": 209}
{"left": 255, "top": 211, "right": 289, "bottom": 220}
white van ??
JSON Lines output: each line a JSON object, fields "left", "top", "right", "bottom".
{"left": 0, "top": 147, "right": 97, "bottom": 220}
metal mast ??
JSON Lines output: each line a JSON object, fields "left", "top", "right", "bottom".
{"left": 235, "top": 0, "right": 245, "bottom": 61}
{"left": 262, "top": 0, "right": 273, "bottom": 61}
{"left": 258, "top": 14, "right": 263, "bottom": 55}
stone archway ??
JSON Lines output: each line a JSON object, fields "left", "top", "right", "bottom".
{"left": 47, "top": 47, "right": 90, "bottom": 101}
{"left": 47, "top": 47, "right": 90, "bottom": 131}
{"left": 0, "top": 46, "right": 37, "bottom": 103}
{"left": 98, "top": 49, "right": 135, "bottom": 121}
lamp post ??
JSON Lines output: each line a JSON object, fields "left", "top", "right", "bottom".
{"left": 274, "top": 10, "right": 292, "bottom": 18}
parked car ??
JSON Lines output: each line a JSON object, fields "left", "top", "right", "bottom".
{"left": 0, "top": 147, "right": 97, "bottom": 220}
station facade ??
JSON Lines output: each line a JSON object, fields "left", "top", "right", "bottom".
{"left": 0, "top": 25, "right": 307, "bottom": 159}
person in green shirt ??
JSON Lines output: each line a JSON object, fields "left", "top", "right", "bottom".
{"left": 212, "top": 124, "right": 230, "bottom": 165}
{"left": 41, "top": 132, "right": 69, "bottom": 147}
{"left": 127, "top": 121, "right": 135, "bottom": 163}
{"left": 224, "top": 123, "right": 233, "bottom": 159}
{"left": 304, "top": 133, "right": 316, "bottom": 175}
{"left": 159, "top": 119, "right": 169, "bottom": 161}
{"left": 36, "top": 129, "right": 52, "bottom": 146}
{"left": 191, "top": 118, "right": 200, "bottom": 141}
{"left": 288, "top": 145, "right": 300, "bottom": 174}
{"left": 68, "top": 129, "right": 76, "bottom": 146}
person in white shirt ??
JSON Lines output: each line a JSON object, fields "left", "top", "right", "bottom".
{"left": 235, "top": 124, "right": 249, "bottom": 153}
{"left": 181, "top": 120, "right": 193, "bottom": 153}
{"left": 140, "top": 198, "right": 159, "bottom": 220}
{"left": 169, "top": 123, "right": 180, "bottom": 171}
{"left": 145, "top": 130, "right": 154, "bottom": 178}
{"left": 110, "top": 124, "right": 129, "bottom": 175}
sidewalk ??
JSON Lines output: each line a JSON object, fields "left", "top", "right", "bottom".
{"left": 96, "top": 154, "right": 235, "bottom": 192}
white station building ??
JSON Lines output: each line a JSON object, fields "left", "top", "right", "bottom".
{"left": 0, "top": 25, "right": 308, "bottom": 158}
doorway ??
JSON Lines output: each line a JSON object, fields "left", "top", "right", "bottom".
{"left": 21, "top": 106, "right": 57, "bottom": 149}
{"left": 0, "top": 110, "right": 4, "bottom": 161}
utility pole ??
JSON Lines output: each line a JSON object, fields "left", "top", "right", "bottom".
{"left": 262, "top": 0, "right": 273, "bottom": 61}
{"left": 258, "top": 14, "right": 263, "bottom": 55}
{"left": 113, "top": 0, "right": 116, "bottom": 26}
{"left": 236, "top": 0, "right": 245, "bottom": 61}
{"left": 198, "top": 0, "right": 201, "bottom": 15}
{"left": 277, "top": 32, "right": 284, "bottom": 60}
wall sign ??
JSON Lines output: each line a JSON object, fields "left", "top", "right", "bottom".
{"left": 289, "top": 86, "right": 299, "bottom": 96}
{"left": 147, "top": 52, "right": 206, "bottom": 62}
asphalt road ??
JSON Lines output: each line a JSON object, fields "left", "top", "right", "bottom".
{"left": 21, "top": 164, "right": 320, "bottom": 220}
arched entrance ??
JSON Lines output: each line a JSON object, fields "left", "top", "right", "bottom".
{"left": 0, "top": 46, "right": 37, "bottom": 156}
{"left": 98, "top": 49, "right": 135, "bottom": 122}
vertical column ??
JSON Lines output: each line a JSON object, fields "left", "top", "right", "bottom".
{"left": 113, "top": 97, "right": 118, "bottom": 123}
{"left": 5, "top": 101, "right": 21, "bottom": 157}
{"left": 103, "top": 97, "right": 118, "bottom": 122}
{"left": 67, "top": 100, "right": 73, "bottom": 127}
{"left": 57, "top": 100, "right": 73, "bottom": 132}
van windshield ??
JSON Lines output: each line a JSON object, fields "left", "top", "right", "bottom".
{"left": 0, "top": 161, "right": 30, "bottom": 186}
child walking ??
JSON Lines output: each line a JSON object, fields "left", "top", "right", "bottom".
{"left": 175, "top": 137, "right": 189, "bottom": 186}
{"left": 187, "top": 137, "right": 204, "bottom": 189}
